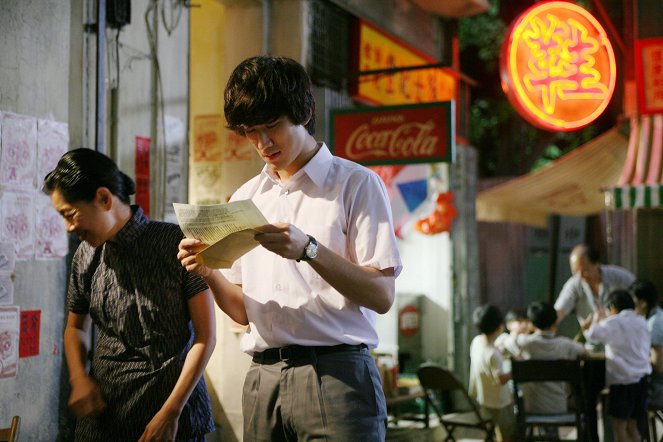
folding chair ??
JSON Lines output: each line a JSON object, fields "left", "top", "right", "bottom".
{"left": 0, "top": 416, "right": 20, "bottom": 442}
{"left": 511, "top": 359, "right": 585, "bottom": 441}
{"left": 417, "top": 363, "right": 496, "bottom": 442}
{"left": 649, "top": 405, "right": 663, "bottom": 442}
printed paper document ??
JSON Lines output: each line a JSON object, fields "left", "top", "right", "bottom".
{"left": 173, "top": 200, "right": 268, "bottom": 268}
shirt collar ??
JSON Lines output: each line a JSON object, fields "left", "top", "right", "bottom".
{"left": 534, "top": 330, "right": 556, "bottom": 338}
{"left": 109, "top": 205, "right": 148, "bottom": 248}
{"left": 261, "top": 142, "right": 332, "bottom": 188}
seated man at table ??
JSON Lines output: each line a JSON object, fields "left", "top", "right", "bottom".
{"left": 503, "top": 302, "right": 586, "bottom": 428}
{"left": 587, "top": 289, "right": 651, "bottom": 442}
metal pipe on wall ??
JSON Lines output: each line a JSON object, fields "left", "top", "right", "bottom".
{"left": 96, "top": 0, "right": 106, "bottom": 153}
{"left": 151, "top": 1, "right": 163, "bottom": 220}
{"left": 262, "top": 0, "right": 271, "bottom": 54}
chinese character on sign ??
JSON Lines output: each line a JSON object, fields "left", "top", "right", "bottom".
{"left": 636, "top": 38, "right": 663, "bottom": 114}
{"left": 500, "top": 2, "right": 616, "bottom": 131}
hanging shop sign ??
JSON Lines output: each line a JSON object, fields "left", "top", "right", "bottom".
{"left": 330, "top": 101, "right": 455, "bottom": 166}
{"left": 635, "top": 38, "right": 663, "bottom": 115}
{"left": 351, "top": 19, "right": 456, "bottom": 106}
{"left": 500, "top": 1, "right": 616, "bottom": 131}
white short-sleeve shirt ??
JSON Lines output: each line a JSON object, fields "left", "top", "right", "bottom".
{"left": 469, "top": 334, "right": 512, "bottom": 409}
{"left": 586, "top": 309, "right": 652, "bottom": 385}
{"left": 503, "top": 331, "right": 585, "bottom": 414}
{"left": 222, "top": 143, "right": 402, "bottom": 354}
{"left": 648, "top": 306, "right": 663, "bottom": 347}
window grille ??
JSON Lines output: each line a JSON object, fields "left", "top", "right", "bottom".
{"left": 307, "top": 0, "right": 352, "bottom": 93}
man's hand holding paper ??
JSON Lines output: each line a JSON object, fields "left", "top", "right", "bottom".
{"left": 173, "top": 200, "right": 269, "bottom": 268}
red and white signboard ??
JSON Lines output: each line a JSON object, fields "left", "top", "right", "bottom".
{"left": 636, "top": 38, "right": 663, "bottom": 115}
{"left": 330, "top": 101, "right": 455, "bottom": 166}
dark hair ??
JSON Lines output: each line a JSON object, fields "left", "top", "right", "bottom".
{"left": 605, "top": 289, "right": 635, "bottom": 312}
{"left": 630, "top": 279, "right": 659, "bottom": 311}
{"left": 473, "top": 304, "right": 504, "bottom": 335}
{"left": 527, "top": 301, "right": 557, "bottom": 330}
{"left": 574, "top": 243, "right": 600, "bottom": 264}
{"left": 224, "top": 55, "right": 316, "bottom": 136}
{"left": 505, "top": 308, "right": 527, "bottom": 323}
{"left": 42, "top": 148, "right": 135, "bottom": 204}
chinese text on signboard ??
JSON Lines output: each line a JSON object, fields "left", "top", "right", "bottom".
{"left": 352, "top": 19, "right": 456, "bottom": 106}
{"left": 500, "top": 1, "right": 616, "bottom": 131}
{"left": 636, "top": 38, "right": 663, "bottom": 114}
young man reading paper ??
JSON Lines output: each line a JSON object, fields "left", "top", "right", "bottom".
{"left": 177, "top": 55, "right": 402, "bottom": 441}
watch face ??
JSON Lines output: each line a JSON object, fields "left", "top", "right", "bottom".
{"left": 306, "top": 242, "right": 318, "bottom": 259}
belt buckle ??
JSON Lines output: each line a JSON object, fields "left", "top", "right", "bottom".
{"left": 278, "top": 347, "right": 289, "bottom": 362}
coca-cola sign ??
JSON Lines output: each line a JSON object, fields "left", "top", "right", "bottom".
{"left": 330, "top": 102, "right": 454, "bottom": 165}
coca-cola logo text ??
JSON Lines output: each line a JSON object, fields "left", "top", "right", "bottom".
{"left": 344, "top": 120, "right": 439, "bottom": 160}
{"left": 332, "top": 103, "right": 453, "bottom": 165}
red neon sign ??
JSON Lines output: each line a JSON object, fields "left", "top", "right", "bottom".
{"left": 500, "top": 1, "right": 616, "bottom": 131}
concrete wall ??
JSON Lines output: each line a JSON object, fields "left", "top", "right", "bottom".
{"left": 0, "top": 1, "right": 71, "bottom": 438}
{"left": 0, "top": 0, "right": 191, "bottom": 439}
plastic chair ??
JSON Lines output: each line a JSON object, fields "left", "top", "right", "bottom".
{"left": 0, "top": 416, "right": 20, "bottom": 442}
{"left": 417, "top": 363, "right": 496, "bottom": 442}
{"left": 511, "top": 359, "right": 585, "bottom": 441}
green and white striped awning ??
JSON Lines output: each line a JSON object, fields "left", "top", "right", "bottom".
{"left": 605, "top": 114, "right": 663, "bottom": 210}
{"left": 607, "top": 184, "right": 663, "bottom": 209}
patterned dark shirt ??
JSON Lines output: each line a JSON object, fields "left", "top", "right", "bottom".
{"left": 67, "top": 206, "right": 214, "bottom": 441}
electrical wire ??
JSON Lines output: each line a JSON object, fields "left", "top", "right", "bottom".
{"left": 144, "top": 0, "right": 170, "bottom": 220}
{"left": 161, "top": 0, "right": 183, "bottom": 36}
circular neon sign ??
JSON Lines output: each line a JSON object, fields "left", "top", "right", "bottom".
{"left": 500, "top": 1, "right": 616, "bottom": 131}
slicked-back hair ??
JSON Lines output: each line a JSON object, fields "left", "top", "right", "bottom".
{"left": 224, "top": 55, "right": 316, "bottom": 136}
{"left": 43, "top": 148, "right": 135, "bottom": 204}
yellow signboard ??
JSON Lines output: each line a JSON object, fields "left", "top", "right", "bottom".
{"left": 353, "top": 20, "right": 456, "bottom": 106}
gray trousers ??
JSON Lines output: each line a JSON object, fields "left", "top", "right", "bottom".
{"left": 242, "top": 347, "right": 387, "bottom": 441}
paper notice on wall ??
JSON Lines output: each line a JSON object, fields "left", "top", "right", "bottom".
{"left": 135, "top": 136, "right": 151, "bottom": 217}
{"left": 0, "top": 112, "right": 37, "bottom": 189}
{"left": 19, "top": 309, "right": 40, "bottom": 358}
{"left": 35, "top": 191, "right": 68, "bottom": 259}
{"left": 190, "top": 163, "right": 223, "bottom": 205}
{"left": 0, "top": 242, "right": 16, "bottom": 305}
{"left": 192, "top": 115, "right": 224, "bottom": 164}
{"left": 0, "top": 274, "right": 13, "bottom": 305}
{"left": 37, "top": 119, "right": 68, "bottom": 185}
{"left": 0, "top": 305, "right": 19, "bottom": 380}
{"left": 0, "top": 242, "right": 16, "bottom": 274}
{"left": 1, "top": 187, "right": 35, "bottom": 260}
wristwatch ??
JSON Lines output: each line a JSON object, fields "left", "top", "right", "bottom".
{"left": 297, "top": 235, "right": 318, "bottom": 262}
